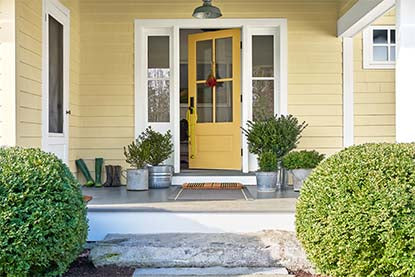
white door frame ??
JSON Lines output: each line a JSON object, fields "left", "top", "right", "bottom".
{"left": 41, "top": 0, "right": 70, "bottom": 163}
{"left": 135, "top": 19, "right": 288, "bottom": 173}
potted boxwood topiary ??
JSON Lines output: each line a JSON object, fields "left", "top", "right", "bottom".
{"left": 124, "top": 132, "right": 152, "bottom": 191}
{"left": 256, "top": 151, "right": 279, "bottom": 192}
{"left": 282, "top": 150, "right": 325, "bottom": 191}
{"left": 141, "top": 127, "right": 174, "bottom": 189}
{"left": 242, "top": 114, "right": 307, "bottom": 192}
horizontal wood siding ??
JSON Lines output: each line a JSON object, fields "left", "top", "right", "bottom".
{"left": 15, "top": 0, "right": 43, "bottom": 148}
{"left": 353, "top": 9, "right": 396, "bottom": 145}
{"left": 78, "top": 0, "right": 343, "bottom": 175}
{"left": 0, "top": 0, "right": 16, "bottom": 146}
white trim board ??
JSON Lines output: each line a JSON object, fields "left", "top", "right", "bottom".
{"left": 87, "top": 211, "right": 295, "bottom": 241}
{"left": 337, "top": 0, "right": 395, "bottom": 38}
{"left": 342, "top": 37, "right": 354, "bottom": 147}
{"left": 134, "top": 19, "right": 288, "bottom": 174}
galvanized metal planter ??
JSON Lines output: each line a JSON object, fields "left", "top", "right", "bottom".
{"left": 256, "top": 171, "right": 278, "bottom": 192}
{"left": 149, "top": 165, "right": 173, "bottom": 189}
{"left": 291, "top": 168, "right": 313, "bottom": 191}
{"left": 126, "top": 168, "right": 149, "bottom": 191}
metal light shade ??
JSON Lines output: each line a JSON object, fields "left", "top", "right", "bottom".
{"left": 192, "top": 0, "right": 222, "bottom": 19}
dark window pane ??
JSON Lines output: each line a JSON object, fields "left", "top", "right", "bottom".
{"left": 216, "top": 82, "right": 233, "bottom": 123}
{"left": 148, "top": 80, "right": 170, "bottom": 122}
{"left": 148, "top": 36, "right": 169, "bottom": 69}
{"left": 215, "top": 37, "right": 232, "bottom": 79}
{"left": 253, "top": 80, "right": 274, "bottom": 121}
{"left": 48, "top": 16, "right": 63, "bottom": 134}
{"left": 252, "top": 35, "right": 274, "bottom": 77}
{"left": 373, "top": 29, "right": 388, "bottom": 44}
{"left": 196, "top": 40, "right": 212, "bottom": 81}
{"left": 197, "top": 84, "right": 213, "bottom": 123}
{"left": 390, "top": 29, "right": 396, "bottom": 44}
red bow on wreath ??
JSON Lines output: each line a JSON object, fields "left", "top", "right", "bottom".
{"left": 206, "top": 73, "right": 217, "bottom": 88}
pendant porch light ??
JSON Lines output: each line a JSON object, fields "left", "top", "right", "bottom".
{"left": 192, "top": 0, "right": 222, "bottom": 19}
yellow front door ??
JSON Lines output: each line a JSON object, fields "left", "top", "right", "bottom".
{"left": 187, "top": 29, "right": 241, "bottom": 170}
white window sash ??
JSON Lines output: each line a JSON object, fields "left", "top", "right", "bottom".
{"left": 363, "top": 25, "right": 396, "bottom": 69}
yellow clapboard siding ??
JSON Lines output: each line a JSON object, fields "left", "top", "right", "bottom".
{"left": 289, "top": 95, "right": 342, "bottom": 105}
{"left": 353, "top": 11, "right": 396, "bottom": 142}
{"left": 355, "top": 115, "right": 395, "bottom": 126}
{"left": 354, "top": 136, "right": 395, "bottom": 145}
{"left": 354, "top": 126, "right": 396, "bottom": 137}
{"left": 15, "top": 0, "right": 43, "bottom": 147}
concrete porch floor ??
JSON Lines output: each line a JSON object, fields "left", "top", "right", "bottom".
{"left": 82, "top": 185, "right": 299, "bottom": 213}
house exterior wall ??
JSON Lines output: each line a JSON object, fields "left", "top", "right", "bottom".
{"left": 0, "top": 0, "right": 16, "bottom": 146}
{"left": 76, "top": 0, "right": 344, "bottom": 176}
{"left": 353, "top": 9, "right": 396, "bottom": 144}
{"left": 10, "top": 0, "right": 397, "bottom": 176}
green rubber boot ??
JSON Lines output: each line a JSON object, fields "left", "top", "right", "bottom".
{"left": 75, "top": 159, "right": 95, "bottom": 187}
{"left": 95, "top": 158, "right": 104, "bottom": 188}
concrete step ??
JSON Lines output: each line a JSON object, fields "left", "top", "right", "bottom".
{"left": 133, "top": 267, "right": 293, "bottom": 276}
{"left": 90, "top": 231, "right": 313, "bottom": 273}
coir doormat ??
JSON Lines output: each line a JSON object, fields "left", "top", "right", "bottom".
{"left": 169, "top": 183, "right": 253, "bottom": 201}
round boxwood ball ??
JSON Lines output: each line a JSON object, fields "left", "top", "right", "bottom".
{"left": 296, "top": 143, "right": 415, "bottom": 277}
{"left": 0, "top": 147, "right": 88, "bottom": 276}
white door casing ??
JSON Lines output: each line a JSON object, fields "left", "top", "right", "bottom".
{"left": 42, "top": 0, "right": 70, "bottom": 163}
{"left": 135, "top": 19, "right": 288, "bottom": 173}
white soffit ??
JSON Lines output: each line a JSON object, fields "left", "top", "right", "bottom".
{"left": 338, "top": 0, "right": 395, "bottom": 37}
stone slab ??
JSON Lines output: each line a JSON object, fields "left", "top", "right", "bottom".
{"left": 133, "top": 267, "right": 291, "bottom": 276}
{"left": 90, "top": 230, "right": 314, "bottom": 273}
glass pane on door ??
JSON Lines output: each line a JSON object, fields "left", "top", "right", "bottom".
{"left": 215, "top": 37, "right": 232, "bottom": 79}
{"left": 48, "top": 16, "right": 64, "bottom": 134}
{"left": 196, "top": 40, "right": 212, "bottom": 81}
{"left": 197, "top": 84, "right": 213, "bottom": 123}
{"left": 216, "top": 82, "right": 233, "bottom": 122}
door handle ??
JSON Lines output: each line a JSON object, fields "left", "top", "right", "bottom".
{"left": 65, "top": 110, "right": 71, "bottom": 115}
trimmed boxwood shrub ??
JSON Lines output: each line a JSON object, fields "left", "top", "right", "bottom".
{"left": 0, "top": 147, "right": 88, "bottom": 276}
{"left": 282, "top": 150, "right": 324, "bottom": 170}
{"left": 296, "top": 143, "right": 415, "bottom": 277}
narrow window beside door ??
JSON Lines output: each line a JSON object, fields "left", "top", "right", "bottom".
{"left": 147, "top": 36, "right": 170, "bottom": 122}
{"left": 48, "top": 16, "right": 64, "bottom": 134}
{"left": 252, "top": 35, "right": 274, "bottom": 121}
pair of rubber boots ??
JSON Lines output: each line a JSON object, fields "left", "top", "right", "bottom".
{"left": 75, "top": 158, "right": 120, "bottom": 187}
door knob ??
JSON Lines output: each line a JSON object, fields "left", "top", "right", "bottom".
{"left": 65, "top": 110, "right": 71, "bottom": 115}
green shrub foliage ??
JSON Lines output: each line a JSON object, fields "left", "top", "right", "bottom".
{"left": 258, "top": 151, "right": 278, "bottom": 172}
{"left": 242, "top": 114, "right": 307, "bottom": 159}
{"left": 296, "top": 143, "right": 415, "bottom": 277}
{"left": 282, "top": 150, "right": 324, "bottom": 170}
{"left": 0, "top": 147, "right": 88, "bottom": 277}
{"left": 141, "top": 127, "right": 173, "bottom": 166}
{"left": 124, "top": 133, "right": 152, "bottom": 169}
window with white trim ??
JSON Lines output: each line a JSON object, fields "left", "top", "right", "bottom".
{"left": 250, "top": 29, "right": 279, "bottom": 121}
{"left": 363, "top": 26, "right": 396, "bottom": 69}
